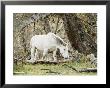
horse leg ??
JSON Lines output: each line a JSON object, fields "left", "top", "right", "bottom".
{"left": 41, "top": 49, "right": 48, "bottom": 61}
{"left": 35, "top": 49, "right": 39, "bottom": 61}
{"left": 53, "top": 49, "right": 57, "bottom": 62}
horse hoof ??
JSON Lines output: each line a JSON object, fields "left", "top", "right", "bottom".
{"left": 32, "top": 62, "right": 37, "bottom": 65}
{"left": 26, "top": 60, "right": 36, "bottom": 64}
{"left": 52, "top": 60, "right": 58, "bottom": 64}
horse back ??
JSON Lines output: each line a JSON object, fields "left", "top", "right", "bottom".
{"left": 30, "top": 34, "right": 57, "bottom": 50}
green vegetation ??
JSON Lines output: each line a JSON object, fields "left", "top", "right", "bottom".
{"left": 13, "top": 60, "right": 96, "bottom": 75}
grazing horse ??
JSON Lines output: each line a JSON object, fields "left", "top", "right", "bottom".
{"left": 28, "top": 32, "right": 69, "bottom": 63}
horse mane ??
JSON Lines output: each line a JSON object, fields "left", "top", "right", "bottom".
{"left": 47, "top": 32, "right": 66, "bottom": 46}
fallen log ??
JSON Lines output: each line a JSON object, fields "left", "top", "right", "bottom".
{"left": 78, "top": 68, "right": 97, "bottom": 72}
{"left": 62, "top": 64, "right": 97, "bottom": 72}
{"left": 13, "top": 72, "right": 25, "bottom": 74}
{"left": 26, "top": 59, "right": 72, "bottom": 65}
{"left": 41, "top": 69, "right": 60, "bottom": 74}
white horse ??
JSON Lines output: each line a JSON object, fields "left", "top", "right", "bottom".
{"left": 28, "top": 32, "right": 69, "bottom": 63}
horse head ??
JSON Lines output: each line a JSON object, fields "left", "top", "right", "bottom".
{"left": 59, "top": 43, "right": 69, "bottom": 59}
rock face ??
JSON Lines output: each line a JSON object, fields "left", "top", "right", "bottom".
{"left": 13, "top": 13, "right": 97, "bottom": 62}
